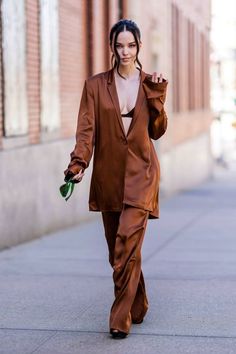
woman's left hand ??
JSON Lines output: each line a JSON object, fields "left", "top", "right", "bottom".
{"left": 151, "top": 72, "right": 165, "bottom": 83}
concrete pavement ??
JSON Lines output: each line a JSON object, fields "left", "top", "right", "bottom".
{"left": 1, "top": 162, "right": 236, "bottom": 354}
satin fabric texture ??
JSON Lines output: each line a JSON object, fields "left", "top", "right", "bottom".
{"left": 64, "top": 68, "right": 168, "bottom": 219}
{"left": 102, "top": 204, "right": 149, "bottom": 334}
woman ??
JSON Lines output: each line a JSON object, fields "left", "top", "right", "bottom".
{"left": 64, "top": 19, "right": 168, "bottom": 339}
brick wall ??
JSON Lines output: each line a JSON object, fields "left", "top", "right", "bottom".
{"left": 172, "top": 3, "right": 210, "bottom": 114}
{"left": 26, "top": 0, "right": 41, "bottom": 145}
{"left": 170, "top": 1, "right": 211, "bottom": 146}
{"left": 59, "top": 0, "right": 87, "bottom": 139}
{"left": 59, "top": 0, "right": 120, "bottom": 138}
{"left": 109, "top": 0, "right": 119, "bottom": 31}
{"left": 93, "top": 0, "right": 107, "bottom": 74}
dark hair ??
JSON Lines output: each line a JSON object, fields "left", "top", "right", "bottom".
{"left": 109, "top": 19, "right": 142, "bottom": 79}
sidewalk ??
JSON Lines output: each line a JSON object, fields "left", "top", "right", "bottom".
{"left": 1, "top": 162, "right": 236, "bottom": 354}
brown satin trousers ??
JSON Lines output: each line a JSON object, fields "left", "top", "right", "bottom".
{"left": 102, "top": 204, "right": 149, "bottom": 334}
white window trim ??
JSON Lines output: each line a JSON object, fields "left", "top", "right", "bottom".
{"left": 40, "top": 0, "right": 60, "bottom": 133}
{"left": 2, "top": 0, "right": 28, "bottom": 137}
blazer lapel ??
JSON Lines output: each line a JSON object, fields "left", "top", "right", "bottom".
{"left": 126, "top": 69, "right": 146, "bottom": 136}
{"left": 107, "top": 69, "right": 126, "bottom": 137}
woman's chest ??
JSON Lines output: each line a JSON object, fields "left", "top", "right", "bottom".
{"left": 115, "top": 78, "right": 140, "bottom": 113}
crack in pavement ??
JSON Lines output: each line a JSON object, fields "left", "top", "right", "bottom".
{"left": 1, "top": 327, "right": 236, "bottom": 340}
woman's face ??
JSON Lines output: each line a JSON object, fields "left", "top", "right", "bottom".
{"left": 111, "top": 30, "right": 141, "bottom": 67}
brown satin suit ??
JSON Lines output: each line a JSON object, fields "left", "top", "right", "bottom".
{"left": 65, "top": 68, "right": 168, "bottom": 334}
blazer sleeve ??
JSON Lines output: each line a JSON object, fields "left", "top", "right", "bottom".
{"left": 64, "top": 79, "right": 95, "bottom": 177}
{"left": 143, "top": 76, "right": 168, "bottom": 140}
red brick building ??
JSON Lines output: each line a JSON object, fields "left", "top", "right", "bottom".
{"left": 0, "top": 0, "right": 212, "bottom": 248}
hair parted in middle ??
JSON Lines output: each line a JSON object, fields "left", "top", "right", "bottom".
{"left": 109, "top": 19, "right": 142, "bottom": 79}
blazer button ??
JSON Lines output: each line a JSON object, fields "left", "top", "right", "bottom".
{"left": 120, "top": 136, "right": 127, "bottom": 145}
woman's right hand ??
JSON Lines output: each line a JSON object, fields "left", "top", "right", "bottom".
{"left": 71, "top": 169, "right": 85, "bottom": 183}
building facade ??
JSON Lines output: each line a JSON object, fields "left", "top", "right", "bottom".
{"left": 0, "top": 0, "right": 212, "bottom": 249}
{"left": 210, "top": 0, "right": 236, "bottom": 162}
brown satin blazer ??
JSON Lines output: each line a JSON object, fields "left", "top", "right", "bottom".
{"left": 64, "top": 68, "right": 168, "bottom": 219}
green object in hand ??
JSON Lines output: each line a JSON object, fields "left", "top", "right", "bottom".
{"left": 59, "top": 179, "right": 75, "bottom": 201}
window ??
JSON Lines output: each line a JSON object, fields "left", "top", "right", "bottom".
{"left": 40, "top": 0, "right": 60, "bottom": 132}
{"left": 2, "top": 0, "right": 28, "bottom": 136}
